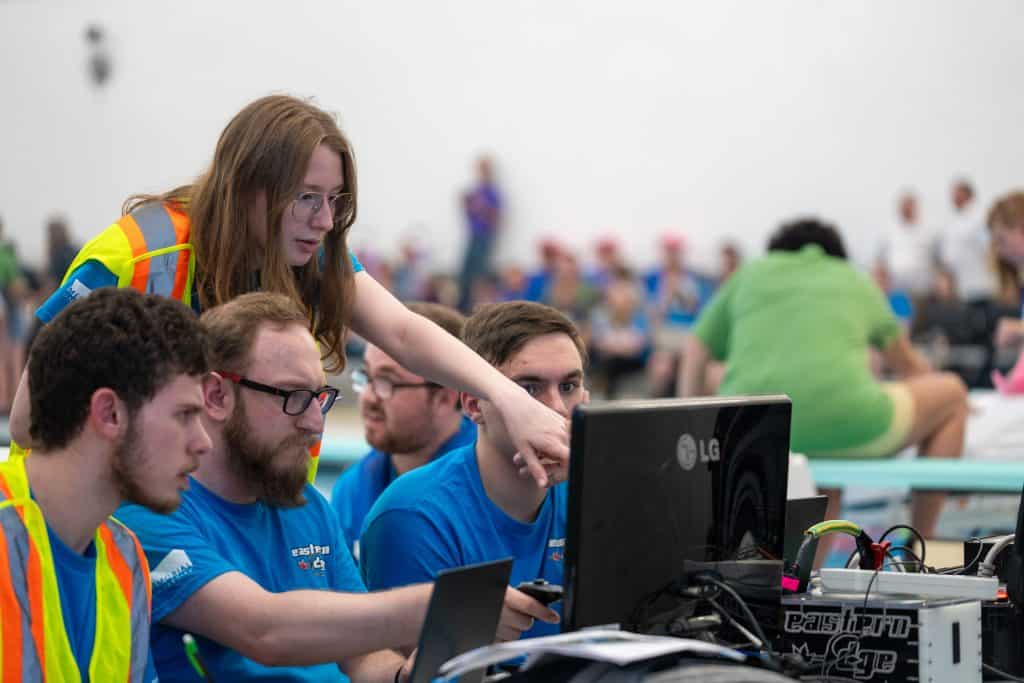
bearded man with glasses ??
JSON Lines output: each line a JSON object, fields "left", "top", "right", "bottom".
{"left": 330, "top": 302, "right": 476, "bottom": 562}
{"left": 117, "top": 293, "right": 557, "bottom": 682}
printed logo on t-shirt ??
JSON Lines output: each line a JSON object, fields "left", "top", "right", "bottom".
{"left": 150, "top": 549, "right": 193, "bottom": 589}
{"left": 548, "top": 538, "right": 565, "bottom": 563}
{"left": 69, "top": 278, "right": 93, "bottom": 300}
{"left": 290, "top": 543, "right": 331, "bottom": 576}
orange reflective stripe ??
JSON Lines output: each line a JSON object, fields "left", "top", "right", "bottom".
{"left": 117, "top": 214, "right": 150, "bottom": 292}
{"left": 0, "top": 530, "right": 24, "bottom": 682}
{"left": 167, "top": 206, "right": 191, "bottom": 301}
{"left": 97, "top": 526, "right": 133, "bottom": 606}
{"left": 0, "top": 478, "right": 12, "bottom": 502}
{"left": 25, "top": 543, "right": 45, "bottom": 680}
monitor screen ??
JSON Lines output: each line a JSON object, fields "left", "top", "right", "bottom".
{"left": 562, "top": 395, "right": 791, "bottom": 634}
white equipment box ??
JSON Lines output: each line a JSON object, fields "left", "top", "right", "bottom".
{"left": 782, "top": 593, "right": 981, "bottom": 683}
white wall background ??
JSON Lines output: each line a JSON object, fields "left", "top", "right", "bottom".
{"left": 1, "top": 0, "right": 1022, "bottom": 272}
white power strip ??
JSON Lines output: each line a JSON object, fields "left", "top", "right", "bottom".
{"left": 819, "top": 568, "right": 999, "bottom": 601}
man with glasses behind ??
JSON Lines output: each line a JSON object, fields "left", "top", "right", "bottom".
{"left": 331, "top": 302, "right": 476, "bottom": 562}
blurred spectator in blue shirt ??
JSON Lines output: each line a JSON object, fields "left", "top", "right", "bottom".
{"left": 591, "top": 267, "right": 652, "bottom": 398}
{"left": 644, "top": 233, "right": 715, "bottom": 397}
{"left": 392, "top": 236, "right": 428, "bottom": 302}
{"left": 644, "top": 233, "right": 715, "bottom": 329}
{"left": 458, "top": 156, "right": 502, "bottom": 311}
{"left": 524, "top": 238, "right": 563, "bottom": 302}
{"left": 873, "top": 262, "right": 914, "bottom": 324}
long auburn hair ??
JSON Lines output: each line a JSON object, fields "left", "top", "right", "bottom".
{"left": 124, "top": 95, "right": 357, "bottom": 372}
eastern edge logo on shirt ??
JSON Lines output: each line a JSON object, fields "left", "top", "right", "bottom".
{"left": 41, "top": 279, "right": 93, "bottom": 322}
{"left": 150, "top": 549, "right": 193, "bottom": 589}
{"left": 548, "top": 538, "right": 565, "bottom": 563}
{"left": 69, "top": 279, "right": 93, "bottom": 300}
{"left": 290, "top": 543, "right": 331, "bottom": 575}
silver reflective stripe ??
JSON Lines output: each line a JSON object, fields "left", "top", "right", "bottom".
{"left": 105, "top": 520, "right": 150, "bottom": 682}
{"left": 0, "top": 506, "right": 44, "bottom": 681}
{"left": 129, "top": 203, "right": 179, "bottom": 297}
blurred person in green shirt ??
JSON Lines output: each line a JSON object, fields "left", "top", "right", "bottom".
{"left": 679, "top": 218, "right": 967, "bottom": 541}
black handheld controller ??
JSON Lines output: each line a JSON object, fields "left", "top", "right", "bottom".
{"left": 516, "top": 579, "right": 563, "bottom": 605}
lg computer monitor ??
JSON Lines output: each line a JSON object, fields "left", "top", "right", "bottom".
{"left": 562, "top": 395, "right": 791, "bottom": 634}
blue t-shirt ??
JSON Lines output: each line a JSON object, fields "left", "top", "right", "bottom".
{"left": 523, "top": 269, "right": 552, "bottom": 302}
{"left": 465, "top": 183, "right": 502, "bottom": 237}
{"left": 48, "top": 524, "right": 158, "bottom": 682}
{"left": 360, "top": 444, "right": 567, "bottom": 639}
{"left": 888, "top": 290, "right": 914, "bottom": 322}
{"left": 37, "top": 251, "right": 364, "bottom": 323}
{"left": 330, "top": 416, "right": 477, "bottom": 562}
{"left": 643, "top": 268, "right": 716, "bottom": 327}
{"left": 115, "top": 478, "right": 365, "bottom": 682}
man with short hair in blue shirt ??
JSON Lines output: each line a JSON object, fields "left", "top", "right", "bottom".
{"left": 331, "top": 302, "right": 476, "bottom": 562}
{"left": 360, "top": 301, "right": 588, "bottom": 639}
{"left": 117, "top": 293, "right": 556, "bottom": 682}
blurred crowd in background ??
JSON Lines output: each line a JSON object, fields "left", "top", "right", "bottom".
{"left": 0, "top": 215, "right": 79, "bottom": 413}
{"left": 0, "top": 164, "right": 1015, "bottom": 410}
{"left": 352, "top": 161, "right": 1019, "bottom": 401}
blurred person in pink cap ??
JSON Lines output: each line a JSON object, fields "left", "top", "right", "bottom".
{"left": 587, "top": 235, "right": 628, "bottom": 292}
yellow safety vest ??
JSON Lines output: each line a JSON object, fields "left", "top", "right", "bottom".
{"left": 0, "top": 456, "right": 151, "bottom": 682}
{"left": 61, "top": 201, "right": 197, "bottom": 306}
{"left": 22, "top": 201, "right": 323, "bottom": 481}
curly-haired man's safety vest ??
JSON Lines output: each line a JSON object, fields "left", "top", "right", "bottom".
{"left": 0, "top": 455, "right": 151, "bottom": 681}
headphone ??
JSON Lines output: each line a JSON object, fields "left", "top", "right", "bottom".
{"left": 783, "top": 520, "right": 883, "bottom": 593}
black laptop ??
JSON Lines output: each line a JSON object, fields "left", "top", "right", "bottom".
{"left": 408, "top": 558, "right": 513, "bottom": 683}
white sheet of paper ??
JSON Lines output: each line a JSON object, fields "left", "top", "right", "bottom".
{"left": 437, "top": 629, "right": 743, "bottom": 680}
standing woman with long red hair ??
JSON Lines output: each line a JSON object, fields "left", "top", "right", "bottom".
{"left": 12, "top": 95, "right": 567, "bottom": 485}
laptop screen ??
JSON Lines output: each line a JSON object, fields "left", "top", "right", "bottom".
{"left": 409, "top": 557, "right": 513, "bottom": 683}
